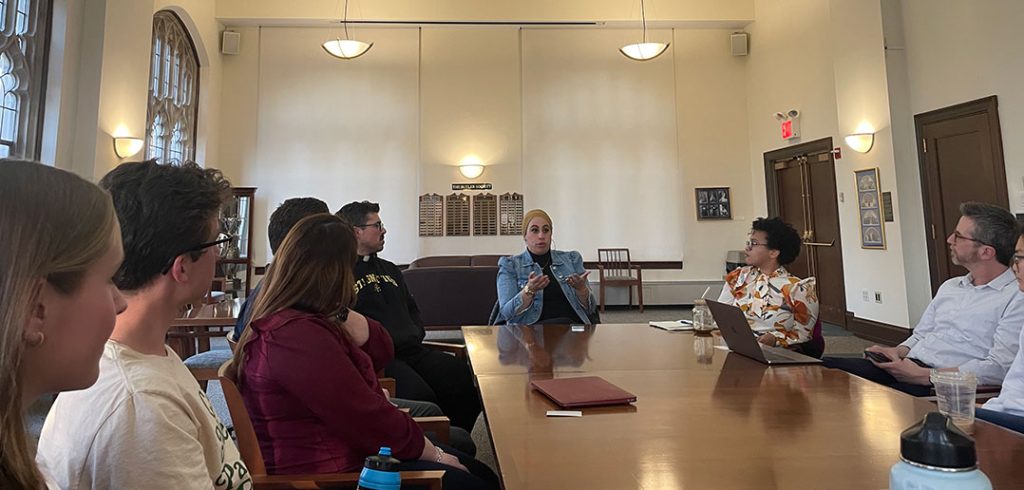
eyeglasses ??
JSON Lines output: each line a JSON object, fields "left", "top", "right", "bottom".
{"left": 745, "top": 240, "right": 768, "bottom": 249}
{"left": 160, "top": 234, "right": 233, "bottom": 274}
{"left": 355, "top": 220, "right": 384, "bottom": 230}
{"left": 952, "top": 230, "right": 991, "bottom": 247}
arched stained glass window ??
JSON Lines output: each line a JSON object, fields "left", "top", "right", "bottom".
{"left": 0, "top": 0, "right": 50, "bottom": 159}
{"left": 148, "top": 112, "right": 166, "bottom": 163}
{"left": 146, "top": 10, "right": 198, "bottom": 165}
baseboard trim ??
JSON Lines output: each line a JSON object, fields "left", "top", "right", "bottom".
{"left": 845, "top": 311, "right": 911, "bottom": 346}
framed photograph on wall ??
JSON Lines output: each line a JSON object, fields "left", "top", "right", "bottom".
{"left": 855, "top": 168, "right": 886, "bottom": 249}
{"left": 695, "top": 187, "right": 731, "bottom": 220}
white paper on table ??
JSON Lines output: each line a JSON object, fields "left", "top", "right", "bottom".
{"left": 649, "top": 320, "right": 694, "bottom": 331}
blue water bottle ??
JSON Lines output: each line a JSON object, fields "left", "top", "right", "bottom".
{"left": 890, "top": 412, "right": 992, "bottom": 490}
{"left": 357, "top": 447, "right": 401, "bottom": 490}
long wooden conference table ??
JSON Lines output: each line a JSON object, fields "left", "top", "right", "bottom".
{"left": 463, "top": 324, "right": 1024, "bottom": 489}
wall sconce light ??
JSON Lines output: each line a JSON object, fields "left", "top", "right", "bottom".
{"left": 458, "top": 155, "right": 485, "bottom": 179}
{"left": 113, "top": 137, "right": 144, "bottom": 159}
{"left": 458, "top": 163, "right": 484, "bottom": 179}
{"left": 844, "top": 133, "right": 875, "bottom": 153}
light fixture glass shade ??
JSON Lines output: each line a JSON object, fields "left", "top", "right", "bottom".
{"left": 113, "top": 137, "right": 144, "bottom": 159}
{"left": 845, "top": 133, "right": 875, "bottom": 153}
{"left": 322, "top": 39, "right": 373, "bottom": 59}
{"left": 620, "top": 42, "right": 670, "bottom": 61}
{"left": 458, "top": 164, "right": 484, "bottom": 179}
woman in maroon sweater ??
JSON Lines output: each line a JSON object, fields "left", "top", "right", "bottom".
{"left": 228, "top": 214, "right": 497, "bottom": 489}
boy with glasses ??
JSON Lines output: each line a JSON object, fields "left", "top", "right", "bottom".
{"left": 38, "top": 161, "right": 250, "bottom": 489}
{"left": 824, "top": 202, "right": 1024, "bottom": 396}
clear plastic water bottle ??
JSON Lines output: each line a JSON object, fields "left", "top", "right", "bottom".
{"left": 357, "top": 447, "right": 401, "bottom": 490}
{"left": 692, "top": 299, "right": 714, "bottom": 332}
{"left": 890, "top": 412, "right": 992, "bottom": 490}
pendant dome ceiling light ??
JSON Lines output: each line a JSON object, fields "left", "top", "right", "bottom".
{"left": 322, "top": 0, "right": 373, "bottom": 60}
{"left": 620, "top": 0, "right": 669, "bottom": 61}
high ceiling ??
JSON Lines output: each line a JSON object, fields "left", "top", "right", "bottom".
{"left": 215, "top": 0, "right": 754, "bottom": 28}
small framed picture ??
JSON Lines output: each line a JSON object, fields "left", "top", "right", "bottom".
{"left": 855, "top": 168, "right": 886, "bottom": 249}
{"left": 695, "top": 187, "right": 731, "bottom": 220}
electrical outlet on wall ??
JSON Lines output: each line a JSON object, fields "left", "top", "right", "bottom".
{"left": 862, "top": 289, "right": 869, "bottom": 302}
{"left": 874, "top": 291, "right": 883, "bottom": 303}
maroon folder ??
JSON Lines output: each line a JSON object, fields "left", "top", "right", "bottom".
{"left": 530, "top": 376, "right": 637, "bottom": 408}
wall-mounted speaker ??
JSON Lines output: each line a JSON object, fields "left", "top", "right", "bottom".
{"left": 730, "top": 32, "right": 748, "bottom": 56}
{"left": 221, "top": 31, "right": 241, "bottom": 55}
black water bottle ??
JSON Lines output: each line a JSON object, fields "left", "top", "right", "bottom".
{"left": 356, "top": 446, "right": 401, "bottom": 490}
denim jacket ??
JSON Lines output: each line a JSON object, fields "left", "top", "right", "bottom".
{"left": 496, "top": 249, "right": 597, "bottom": 325}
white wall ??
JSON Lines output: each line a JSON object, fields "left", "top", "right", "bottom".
{"left": 418, "top": 27, "right": 524, "bottom": 257}
{"left": 46, "top": 0, "right": 221, "bottom": 179}
{"left": 900, "top": 0, "right": 1024, "bottom": 209}
{"left": 828, "top": 0, "right": 910, "bottom": 326}
{"left": 881, "top": 0, "right": 931, "bottom": 325}
{"left": 219, "top": 23, "right": 754, "bottom": 279}
{"left": 673, "top": 28, "right": 753, "bottom": 279}
{"left": 745, "top": 0, "right": 839, "bottom": 216}
{"left": 250, "top": 27, "right": 421, "bottom": 264}
{"left": 521, "top": 28, "right": 682, "bottom": 262}
{"left": 745, "top": 0, "right": 918, "bottom": 327}
{"left": 215, "top": 0, "right": 755, "bottom": 24}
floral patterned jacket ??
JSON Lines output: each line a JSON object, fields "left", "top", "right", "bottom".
{"left": 717, "top": 265, "right": 819, "bottom": 347}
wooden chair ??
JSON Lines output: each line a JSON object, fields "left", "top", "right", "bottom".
{"left": 218, "top": 371, "right": 445, "bottom": 489}
{"left": 185, "top": 336, "right": 238, "bottom": 391}
{"left": 597, "top": 248, "right": 644, "bottom": 313}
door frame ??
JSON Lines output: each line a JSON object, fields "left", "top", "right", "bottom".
{"left": 914, "top": 95, "right": 1008, "bottom": 292}
{"left": 763, "top": 137, "right": 847, "bottom": 327}
{"left": 764, "top": 138, "right": 835, "bottom": 217}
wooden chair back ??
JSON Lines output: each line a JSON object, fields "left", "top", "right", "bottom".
{"left": 598, "top": 248, "right": 635, "bottom": 278}
{"left": 219, "top": 373, "right": 268, "bottom": 475}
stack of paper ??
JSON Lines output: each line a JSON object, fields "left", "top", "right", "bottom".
{"left": 648, "top": 320, "right": 694, "bottom": 331}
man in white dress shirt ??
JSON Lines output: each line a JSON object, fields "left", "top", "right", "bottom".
{"left": 824, "top": 202, "right": 1024, "bottom": 396}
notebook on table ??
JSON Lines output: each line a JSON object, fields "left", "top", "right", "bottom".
{"left": 530, "top": 376, "right": 637, "bottom": 408}
{"left": 649, "top": 320, "right": 694, "bottom": 331}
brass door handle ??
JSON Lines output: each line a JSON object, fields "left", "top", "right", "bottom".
{"left": 804, "top": 240, "right": 835, "bottom": 247}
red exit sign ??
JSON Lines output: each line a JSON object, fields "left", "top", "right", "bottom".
{"left": 781, "top": 120, "right": 793, "bottom": 139}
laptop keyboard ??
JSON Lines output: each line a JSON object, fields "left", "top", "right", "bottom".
{"left": 761, "top": 346, "right": 805, "bottom": 361}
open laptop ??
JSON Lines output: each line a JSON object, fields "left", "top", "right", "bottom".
{"left": 705, "top": 299, "right": 822, "bottom": 365}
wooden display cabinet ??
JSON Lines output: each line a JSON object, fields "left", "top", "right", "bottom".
{"left": 215, "top": 187, "right": 256, "bottom": 300}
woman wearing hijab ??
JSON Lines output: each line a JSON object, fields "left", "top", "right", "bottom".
{"left": 496, "top": 209, "right": 598, "bottom": 325}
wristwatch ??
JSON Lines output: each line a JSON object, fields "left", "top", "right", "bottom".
{"left": 522, "top": 285, "right": 535, "bottom": 296}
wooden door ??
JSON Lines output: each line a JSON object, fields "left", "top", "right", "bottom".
{"left": 765, "top": 138, "right": 847, "bottom": 327}
{"left": 915, "top": 96, "right": 1008, "bottom": 292}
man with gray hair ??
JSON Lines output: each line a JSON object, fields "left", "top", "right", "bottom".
{"left": 824, "top": 201, "right": 1024, "bottom": 396}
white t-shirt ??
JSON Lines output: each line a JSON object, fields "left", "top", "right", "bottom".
{"left": 37, "top": 340, "right": 251, "bottom": 489}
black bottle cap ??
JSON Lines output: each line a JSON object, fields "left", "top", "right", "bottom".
{"left": 363, "top": 447, "right": 400, "bottom": 472}
{"left": 900, "top": 412, "right": 977, "bottom": 470}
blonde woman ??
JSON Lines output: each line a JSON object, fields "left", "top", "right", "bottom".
{"left": 0, "top": 160, "right": 126, "bottom": 488}
{"left": 230, "top": 214, "right": 498, "bottom": 489}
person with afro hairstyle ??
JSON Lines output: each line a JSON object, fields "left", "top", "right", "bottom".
{"left": 717, "top": 217, "right": 819, "bottom": 352}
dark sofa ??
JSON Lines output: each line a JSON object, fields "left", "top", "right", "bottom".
{"left": 402, "top": 255, "right": 505, "bottom": 330}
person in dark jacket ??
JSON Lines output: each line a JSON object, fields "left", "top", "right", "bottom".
{"left": 338, "top": 201, "right": 481, "bottom": 431}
